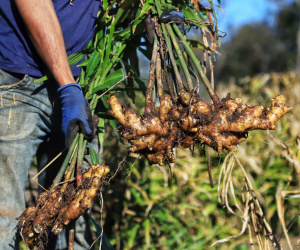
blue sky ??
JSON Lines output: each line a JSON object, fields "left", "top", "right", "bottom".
{"left": 216, "top": 0, "right": 294, "bottom": 40}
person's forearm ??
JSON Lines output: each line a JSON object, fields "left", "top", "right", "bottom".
{"left": 14, "top": 0, "right": 74, "bottom": 86}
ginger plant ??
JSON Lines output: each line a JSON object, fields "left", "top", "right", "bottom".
{"left": 19, "top": 0, "right": 293, "bottom": 249}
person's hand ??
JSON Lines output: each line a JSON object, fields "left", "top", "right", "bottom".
{"left": 58, "top": 83, "right": 94, "bottom": 148}
{"left": 160, "top": 10, "right": 185, "bottom": 34}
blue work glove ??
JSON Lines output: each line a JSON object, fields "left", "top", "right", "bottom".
{"left": 160, "top": 11, "right": 185, "bottom": 34}
{"left": 58, "top": 83, "right": 94, "bottom": 148}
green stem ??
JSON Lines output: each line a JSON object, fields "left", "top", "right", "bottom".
{"left": 102, "top": 16, "right": 116, "bottom": 74}
{"left": 162, "top": 24, "right": 184, "bottom": 92}
{"left": 68, "top": 141, "right": 79, "bottom": 179}
{"left": 97, "top": 3, "right": 130, "bottom": 81}
{"left": 53, "top": 134, "right": 79, "bottom": 185}
{"left": 88, "top": 43, "right": 127, "bottom": 113}
{"left": 159, "top": 34, "right": 177, "bottom": 101}
{"left": 81, "top": 140, "right": 88, "bottom": 159}
{"left": 172, "top": 24, "right": 220, "bottom": 104}
{"left": 77, "top": 134, "right": 84, "bottom": 166}
{"left": 155, "top": 0, "right": 163, "bottom": 16}
{"left": 155, "top": 0, "right": 184, "bottom": 93}
{"left": 89, "top": 94, "right": 98, "bottom": 114}
{"left": 76, "top": 134, "right": 85, "bottom": 186}
{"left": 98, "top": 43, "right": 127, "bottom": 86}
{"left": 166, "top": 24, "right": 193, "bottom": 91}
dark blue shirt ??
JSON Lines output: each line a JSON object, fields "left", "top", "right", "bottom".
{"left": 0, "top": 0, "right": 100, "bottom": 77}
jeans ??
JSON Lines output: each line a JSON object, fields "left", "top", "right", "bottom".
{"left": 0, "top": 69, "right": 107, "bottom": 249}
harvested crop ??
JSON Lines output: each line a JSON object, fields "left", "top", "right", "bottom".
{"left": 105, "top": 11, "right": 291, "bottom": 166}
{"left": 18, "top": 163, "right": 110, "bottom": 248}
{"left": 52, "top": 164, "right": 110, "bottom": 235}
{"left": 107, "top": 94, "right": 291, "bottom": 165}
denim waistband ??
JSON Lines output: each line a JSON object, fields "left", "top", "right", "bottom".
{"left": 1, "top": 68, "right": 26, "bottom": 80}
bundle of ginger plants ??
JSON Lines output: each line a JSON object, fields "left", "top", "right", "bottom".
{"left": 106, "top": 0, "right": 291, "bottom": 166}
{"left": 105, "top": 2, "right": 292, "bottom": 249}
{"left": 19, "top": 161, "right": 110, "bottom": 248}
{"left": 17, "top": 1, "right": 145, "bottom": 248}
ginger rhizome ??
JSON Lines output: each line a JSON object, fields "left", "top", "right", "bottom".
{"left": 18, "top": 163, "right": 109, "bottom": 247}
{"left": 105, "top": 15, "right": 290, "bottom": 166}
{"left": 107, "top": 94, "right": 291, "bottom": 166}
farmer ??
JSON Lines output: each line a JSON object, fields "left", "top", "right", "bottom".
{"left": 0, "top": 0, "right": 100, "bottom": 248}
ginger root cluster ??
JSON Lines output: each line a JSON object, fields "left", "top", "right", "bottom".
{"left": 107, "top": 93, "right": 291, "bottom": 166}
{"left": 18, "top": 164, "right": 109, "bottom": 248}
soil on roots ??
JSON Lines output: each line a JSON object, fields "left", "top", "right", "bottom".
{"left": 18, "top": 164, "right": 110, "bottom": 249}
{"left": 107, "top": 92, "right": 291, "bottom": 166}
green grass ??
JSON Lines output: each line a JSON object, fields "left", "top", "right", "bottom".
{"left": 99, "top": 71, "right": 300, "bottom": 249}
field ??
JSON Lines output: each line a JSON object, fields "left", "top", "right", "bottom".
{"left": 97, "top": 71, "right": 300, "bottom": 249}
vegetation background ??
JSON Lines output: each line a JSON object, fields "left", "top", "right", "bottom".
{"left": 25, "top": 0, "right": 300, "bottom": 249}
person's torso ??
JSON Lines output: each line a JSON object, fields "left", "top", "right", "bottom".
{"left": 0, "top": 0, "right": 100, "bottom": 77}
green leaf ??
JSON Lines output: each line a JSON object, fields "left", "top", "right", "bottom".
{"left": 102, "top": 18, "right": 116, "bottom": 74}
{"left": 78, "top": 69, "right": 85, "bottom": 87}
{"left": 132, "top": 19, "right": 143, "bottom": 34}
{"left": 85, "top": 51, "right": 102, "bottom": 80}
{"left": 208, "top": 0, "right": 218, "bottom": 21}
{"left": 186, "top": 40, "right": 219, "bottom": 54}
{"left": 131, "top": 1, "right": 152, "bottom": 34}
{"left": 34, "top": 71, "right": 52, "bottom": 83}
{"left": 77, "top": 60, "right": 89, "bottom": 67}
{"left": 88, "top": 142, "right": 100, "bottom": 164}
{"left": 130, "top": 187, "right": 143, "bottom": 203}
{"left": 98, "top": 94, "right": 110, "bottom": 109}
{"left": 218, "top": 38, "right": 222, "bottom": 47}
{"left": 181, "top": 7, "right": 207, "bottom": 29}
{"left": 125, "top": 224, "right": 140, "bottom": 249}
{"left": 86, "top": 40, "right": 93, "bottom": 49}
{"left": 120, "top": 61, "right": 147, "bottom": 91}
{"left": 181, "top": 7, "right": 197, "bottom": 20}
{"left": 19, "top": 241, "right": 28, "bottom": 250}
{"left": 160, "top": 3, "right": 177, "bottom": 11}
{"left": 135, "top": 0, "right": 152, "bottom": 20}
{"left": 68, "top": 52, "right": 84, "bottom": 66}
{"left": 97, "top": 117, "right": 105, "bottom": 146}
{"left": 192, "top": 6, "right": 207, "bottom": 21}
{"left": 116, "top": 26, "right": 131, "bottom": 40}
{"left": 109, "top": 119, "right": 120, "bottom": 140}
{"left": 92, "top": 68, "right": 125, "bottom": 94}
{"left": 143, "top": 219, "right": 151, "bottom": 246}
